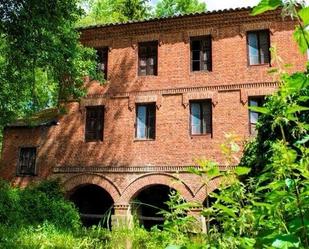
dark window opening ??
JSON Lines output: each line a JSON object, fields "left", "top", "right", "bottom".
{"left": 190, "top": 100, "right": 212, "bottom": 135}
{"left": 85, "top": 106, "right": 104, "bottom": 142}
{"left": 131, "top": 185, "right": 174, "bottom": 230}
{"left": 138, "top": 41, "right": 158, "bottom": 76}
{"left": 136, "top": 103, "right": 156, "bottom": 139}
{"left": 249, "top": 96, "right": 265, "bottom": 135}
{"left": 17, "top": 147, "right": 36, "bottom": 176}
{"left": 247, "top": 30, "right": 270, "bottom": 65}
{"left": 69, "top": 184, "right": 114, "bottom": 228}
{"left": 190, "top": 36, "right": 212, "bottom": 72}
{"left": 96, "top": 47, "right": 108, "bottom": 79}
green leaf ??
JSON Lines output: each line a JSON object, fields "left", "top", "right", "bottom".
{"left": 298, "top": 96, "right": 309, "bottom": 102}
{"left": 165, "top": 245, "right": 182, "bottom": 249}
{"left": 286, "top": 72, "right": 309, "bottom": 91}
{"left": 288, "top": 217, "right": 309, "bottom": 232}
{"left": 207, "top": 167, "right": 221, "bottom": 178}
{"left": 213, "top": 203, "right": 237, "bottom": 218}
{"left": 271, "top": 234, "right": 300, "bottom": 248}
{"left": 293, "top": 26, "right": 309, "bottom": 54}
{"left": 251, "top": 0, "right": 282, "bottom": 15}
{"left": 298, "top": 7, "right": 309, "bottom": 26}
{"left": 285, "top": 178, "right": 294, "bottom": 190}
{"left": 234, "top": 167, "right": 251, "bottom": 176}
{"left": 286, "top": 105, "right": 309, "bottom": 114}
{"left": 294, "top": 135, "right": 309, "bottom": 145}
{"left": 248, "top": 106, "right": 270, "bottom": 114}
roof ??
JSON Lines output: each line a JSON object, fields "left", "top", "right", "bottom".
{"left": 7, "top": 108, "right": 60, "bottom": 128}
{"left": 78, "top": 6, "right": 253, "bottom": 30}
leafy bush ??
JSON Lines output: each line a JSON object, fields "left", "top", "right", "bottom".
{"left": 0, "top": 179, "right": 80, "bottom": 229}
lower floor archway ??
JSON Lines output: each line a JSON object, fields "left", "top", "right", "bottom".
{"left": 69, "top": 184, "right": 114, "bottom": 227}
{"left": 131, "top": 184, "right": 173, "bottom": 230}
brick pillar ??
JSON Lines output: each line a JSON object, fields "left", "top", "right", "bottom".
{"left": 188, "top": 207, "right": 207, "bottom": 233}
{"left": 111, "top": 203, "right": 133, "bottom": 229}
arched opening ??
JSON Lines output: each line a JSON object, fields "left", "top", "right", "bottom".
{"left": 131, "top": 184, "right": 173, "bottom": 230}
{"left": 69, "top": 184, "right": 114, "bottom": 228}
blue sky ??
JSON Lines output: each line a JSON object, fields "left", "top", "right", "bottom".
{"left": 150, "top": 0, "right": 308, "bottom": 11}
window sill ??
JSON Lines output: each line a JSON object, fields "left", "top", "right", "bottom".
{"left": 16, "top": 174, "right": 37, "bottom": 177}
{"left": 190, "top": 134, "right": 212, "bottom": 139}
{"left": 137, "top": 75, "right": 158, "bottom": 78}
{"left": 247, "top": 63, "right": 271, "bottom": 67}
{"left": 85, "top": 140, "right": 104, "bottom": 143}
{"left": 190, "top": 70, "right": 212, "bottom": 75}
{"left": 134, "top": 138, "right": 156, "bottom": 142}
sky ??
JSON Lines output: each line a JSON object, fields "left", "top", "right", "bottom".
{"left": 150, "top": 0, "right": 309, "bottom": 11}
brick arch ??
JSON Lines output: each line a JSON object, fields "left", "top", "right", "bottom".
{"left": 120, "top": 173, "right": 194, "bottom": 203}
{"left": 63, "top": 173, "right": 121, "bottom": 202}
{"left": 193, "top": 177, "right": 221, "bottom": 203}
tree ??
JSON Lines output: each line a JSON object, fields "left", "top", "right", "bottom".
{"left": 78, "top": 0, "right": 151, "bottom": 26}
{"left": 155, "top": 0, "right": 206, "bottom": 18}
{"left": 0, "top": 0, "right": 99, "bottom": 144}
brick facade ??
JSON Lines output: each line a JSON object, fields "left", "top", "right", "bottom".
{"left": 0, "top": 8, "right": 306, "bottom": 227}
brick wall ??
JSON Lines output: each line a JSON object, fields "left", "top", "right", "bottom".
{"left": 0, "top": 8, "right": 306, "bottom": 206}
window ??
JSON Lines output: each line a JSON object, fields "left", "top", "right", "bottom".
{"left": 249, "top": 96, "right": 265, "bottom": 135}
{"left": 190, "top": 36, "right": 212, "bottom": 72}
{"left": 247, "top": 30, "right": 270, "bottom": 65}
{"left": 96, "top": 47, "right": 108, "bottom": 79}
{"left": 17, "top": 147, "right": 36, "bottom": 176}
{"left": 136, "top": 104, "right": 156, "bottom": 139}
{"left": 190, "top": 100, "right": 212, "bottom": 135}
{"left": 85, "top": 106, "right": 104, "bottom": 142}
{"left": 138, "top": 41, "right": 158, "bottom": 76}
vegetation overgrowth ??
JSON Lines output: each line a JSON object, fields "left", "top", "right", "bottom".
{"left": 0, "top": 0, "right": 308, "bottom": 248}
{"left": 78, "top": 0, "right": 207, "bottom": 27}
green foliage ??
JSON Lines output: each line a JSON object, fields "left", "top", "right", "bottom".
{"left": 155, "top": 0, "right": 206, "bottom": 18}
{"left": 78, "top": 0, "right": 207, "bottom": 26}
{"left": 0, "top": 179, "right": 80, "bottom": 229}
{"left": 0, "top": 0, "right": 100, "bottom": 149}
{"left": 78, "top": 0, "right": 151, "bottom": 26}
{"left": 191, "top": 2, "right": 309, "bottom": 247}
{"left": 251, "top": 0, "right": 283, "bottom": 15}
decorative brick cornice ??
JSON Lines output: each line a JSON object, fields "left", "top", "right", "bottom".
{"left": 53, "top": 165, "right": 236, "bottom": 174}
{"left": 87, "top": 81, "right": 278, "bottom": 100}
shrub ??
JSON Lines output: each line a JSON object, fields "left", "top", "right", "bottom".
{"left": 0, "top": 179, "right": 81, "bottom": 229}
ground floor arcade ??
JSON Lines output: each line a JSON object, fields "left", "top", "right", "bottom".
{"left": 59, "top": 171, "right": 221, "bottom": 230}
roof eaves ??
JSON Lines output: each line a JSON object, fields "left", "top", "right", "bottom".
{"left": 77, "top": 6, "right": 253, "bottom": 30}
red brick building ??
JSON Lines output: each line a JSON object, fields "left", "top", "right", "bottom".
{"left": 0, "top": 7, "right": 306, "bottom": 228}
